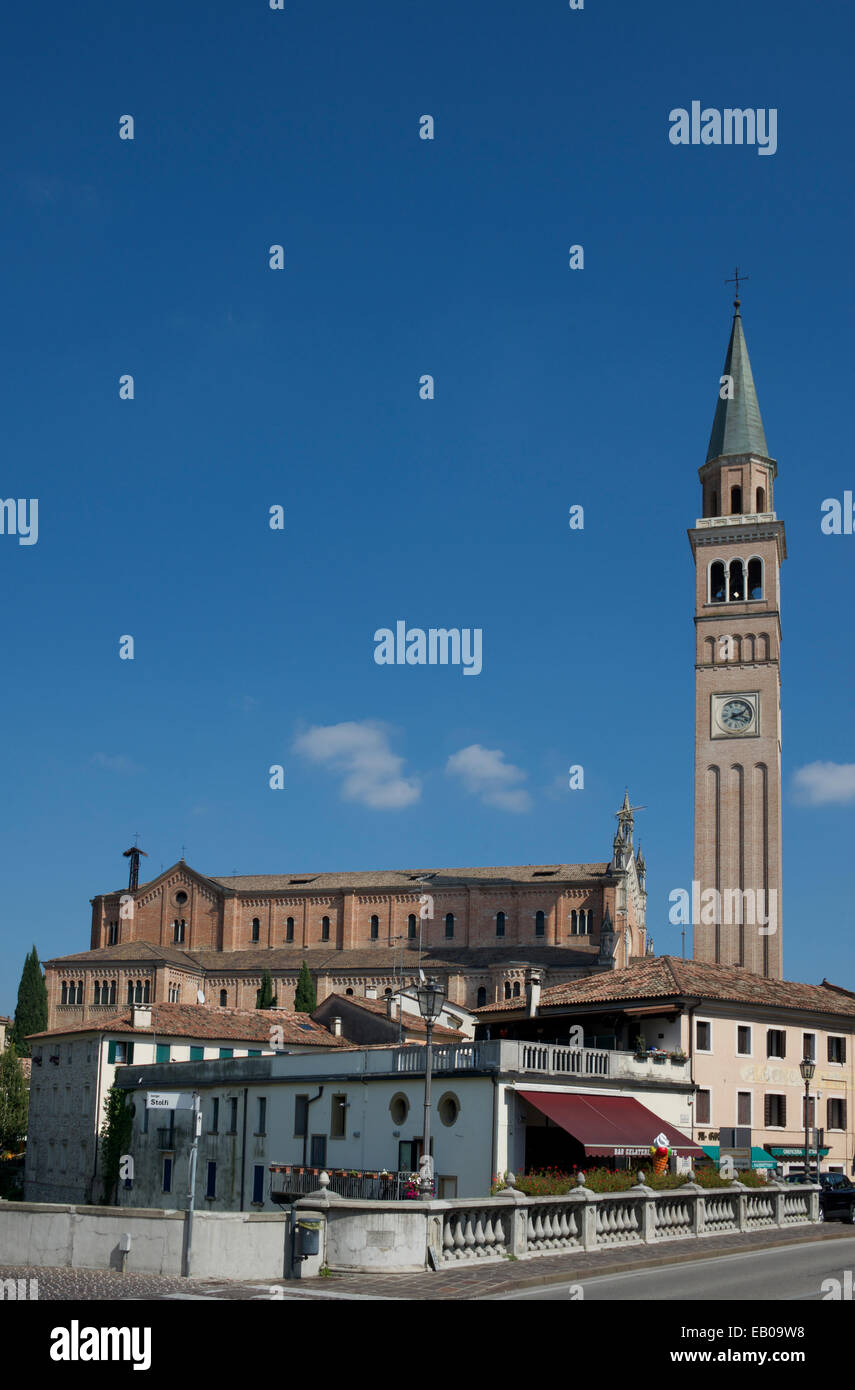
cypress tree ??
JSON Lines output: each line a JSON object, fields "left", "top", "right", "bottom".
{"left": 0, "top": 1046, "right": 29, "bottom": 1154}
{"left": 293, "top": 961, "right": 316, "bottom": 1013}
{"left": 99, "top": 1084, "right": 134, "bottom": 1205}
{"left": 11, "top": 946, "right": 48, "bottom": 1056}
{"left": 256, "top": 969, "right": 278, "bottom": 1009}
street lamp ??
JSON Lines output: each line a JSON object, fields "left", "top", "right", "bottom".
{"left": 799, "top": 1056, "right": 816, "bottom": 1181}
{"left": 415, "top": 977, "right": 445, "bottom": 1198}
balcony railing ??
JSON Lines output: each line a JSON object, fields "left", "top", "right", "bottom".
{"left": 269, "top": 1165, "right": 416, "bottom": 1203}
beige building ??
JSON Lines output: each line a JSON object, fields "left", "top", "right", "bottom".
{"left": 24, "top": 1003, "right": 344, "bottom": 1204}
{"left": 476, "top": 957, "right": 854, "bottom": 1175}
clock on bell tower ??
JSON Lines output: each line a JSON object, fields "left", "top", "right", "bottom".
{"left": 688, "top": 293, "right": 786, "bottom": 978}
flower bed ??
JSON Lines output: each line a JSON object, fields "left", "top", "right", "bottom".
{"left": 491, "top": 1165, "right": 767, "bottom": 1195}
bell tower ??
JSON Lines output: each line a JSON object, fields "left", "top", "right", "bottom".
{"left": 688, "top": 293, "right": 786, "bottom": 978}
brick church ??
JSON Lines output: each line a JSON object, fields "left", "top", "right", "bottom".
{"left": 44, "top": 791, "right": 647, "bottom": 1029}
{"left": 44, "top": 292, "right": 786, "bottom": 1031}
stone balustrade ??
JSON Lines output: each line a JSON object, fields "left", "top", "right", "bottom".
{"left": 294, "top": 1175, "right": 819, "bottom": 1273}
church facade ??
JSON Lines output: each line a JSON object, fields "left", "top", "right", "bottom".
{"left": 44, "top": 796, "right": 647, "bottom": 1030}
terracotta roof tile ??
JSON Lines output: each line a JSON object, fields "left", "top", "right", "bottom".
{"left": 26, "top": 1003, "right": 346, "bottom": 1046}
{"left": 533, "top": 957, "right": 855, "bottom": 1018}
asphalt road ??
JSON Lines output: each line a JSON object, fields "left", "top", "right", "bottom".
{"left": 486, "top": 1235, "right": 855, "bottom": 1300}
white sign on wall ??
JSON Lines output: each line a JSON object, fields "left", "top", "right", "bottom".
{"left": 145, "top": 1092, "right": 195, "bottom": 1110}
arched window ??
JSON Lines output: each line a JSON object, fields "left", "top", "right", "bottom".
{"left": 710, "top": 561, "right": 726, "bottom": 603}
{"left": 445, "top": 913, "right": 455, "bottom": 939}
{"left": 710, "top": 490, "right": 718, "bottom": 517}
{"left": 731, "top": 485, "right": 742, "bottom": 515}
{"left": 728, "top": 558, "right": 744, "bottom": 601}
{"left": 219, "top": 990, "right": 227, "bottom": 1007}
{"left": 76, "top": 981, "right": 84, "bottom": 1004}
{"left": 127, "top": 982, "right": 134, "bottom": 1004}
{"left": 408, "top": 914, "right": 417, "bottom": 939}
{"left": 512, "top": 981, "right": 521, "bottom": 997}
{"left": 134, "top": 981, "right": 143, "bottom": 1004}
{"left": 756, "top": 486, "right": 765, "bottom": 513}
{"left": 477, "top": 987, "right": 487, "bottom": 1007}
{"left": 61, "top": 982, "right": 68, "bottom": 1005}
{"left": 143, "top": 981, "right": 150, "bottom": 1003}
{"left": 94, "top": 981, "right": 101, "bottom": 1005}
{"left": 109, "top": 981, "right": 116, "bottom": 1005}
{"left": 384, "top": 987, "right": 392, "bottom": 997}
{"left": 496, "top": 911, "right": 505, "bottom": 938}
{"left": 173, "top": 919, "right": 185, "bottom": 944}
{"left": 251, "top": 917, "right": 260, "bottom": 943}
{"left": 370, "top": 915, "right": 379, "bottom": 940}
{"left": 504, "top": 982, "right": 511, "bottom": 1000}
{"left": 747, "top": 558, "right": 763, "bottom": 600}
{"left": 321, "top": 915, "right": 330, "bottom": 942}
{"left": 286, "top": 916, "right": 294, "bottom": 943}
{"left": 570, "top": 910, "right": 577, "bottom": 935}
{"left": 345, "top": 987, "right": 354, "bottom": 996}
{"left": 535, "top": 911, "right": 545, "bottom": 937}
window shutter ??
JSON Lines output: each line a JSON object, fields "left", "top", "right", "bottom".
{"left": 764, "top": 1094, "right": 771, "bottom": 1126}
{"left": 107, "top": 1041, "right": 116, "bottom": 1064}
{"left": 780, "top": 1095, "right": 786, "bottom": 1127}
{"left": 127, "top": 1042, "right": 135, "bottom": 1063}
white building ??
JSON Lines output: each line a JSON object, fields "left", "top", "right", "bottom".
{"left": 24, "top": 1002, "right": 344, "bottom": 1203}
{"left": 113, "top": 1038, "right": 701, "bottom": 1209}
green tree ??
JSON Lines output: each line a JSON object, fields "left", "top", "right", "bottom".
{"left": 11, "top": 946, "right": 48, "bottom": 1056}
{"left": 293, "top": 961, "right": 316, "bottom": 1013}
{"left": 0, "top": 1046, "right": 28, "bottom": 1154}
{"left": 99, "top": 1084, "right": 133, "bottom": 1205}
{"left": 256, "top": 969, "right": 278, "bottom": 1009}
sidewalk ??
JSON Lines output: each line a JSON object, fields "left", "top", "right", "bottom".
{"left": 281, "top": 1223, "right": 852, "bottom": 1300}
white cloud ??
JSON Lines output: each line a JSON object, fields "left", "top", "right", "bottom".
{"left": 792, "top": 761, "right": 855, "bottom": 806}
{"left": 91, "top": 753, "right": 139, "bottom": 775}
{"left": 293, "top": 721, "right": 421, "bottom": 810}
{"left": 445, "top": 744, "right": 532, "bottom": 813}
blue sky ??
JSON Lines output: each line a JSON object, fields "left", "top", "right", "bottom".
{"left": 2, "top": 0, "right": 854, "bottom": 1012}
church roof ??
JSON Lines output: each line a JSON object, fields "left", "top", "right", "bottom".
{"left": 46, "top": 943, "right": 601, "bottom": 972}
{"left": 206, "top": 863, "right": 610, "bottom": 893}
{"left": 706, "top": 305, "right": 770, "bottom": 463}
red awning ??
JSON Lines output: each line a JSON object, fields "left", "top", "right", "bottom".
{"left": 519, "top": 1090, "right": 703, "bottom": 1158}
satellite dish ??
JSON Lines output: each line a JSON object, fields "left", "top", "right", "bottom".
{"left": 196, "top": 990, "right": 206, "bottom": 1004}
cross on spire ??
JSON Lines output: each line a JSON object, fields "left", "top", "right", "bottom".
{"left": 725, "top": 265, "right": 749, "bottom": 308}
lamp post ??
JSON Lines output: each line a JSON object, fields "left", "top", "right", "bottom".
{"left": 415, "top": 977, "right": 445, "bottom": 1198}
{"left": 799, "top": 1056, "right": 816, "bottom": 1180}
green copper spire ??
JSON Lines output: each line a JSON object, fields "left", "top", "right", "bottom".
{"left": 705, "top": 301, "right": 770, "bottom": 463}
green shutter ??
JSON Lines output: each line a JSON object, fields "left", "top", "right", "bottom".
{"left": 248, "top": 1049, "right": 261, "bottom": 1057}
{"left": 190, "top": 1046, "right": 203, "bottom": 1061}
{"left": 127, "top": 1042, "right": 134, "bottom": 1063}
{"left": 156, "top": 1044, "right": 170, "bottom": 1063}
{"left": 219, "top": 1048, "right": 233, "bottom": 1059}
{"left": 107, "top": 1040, "right": 117, "bottom": 1064}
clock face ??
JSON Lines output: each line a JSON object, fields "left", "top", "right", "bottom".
{"left": 720, "top": 698, "right": 754, "bottom": 732}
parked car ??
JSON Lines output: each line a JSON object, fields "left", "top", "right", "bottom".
{"left": 784, "top": 1171, "right": 855, "bottom": 1222}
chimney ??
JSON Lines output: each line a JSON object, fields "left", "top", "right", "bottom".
{"left": 385, "top": 995, "right": 393, "bottom": 1019}
{"left": 330, "top": 1016, "right": 342, "bottom": 1037}
{"left": 131, "top": 1005, "right": 152, "bottom": 1030}
{"left": 365, "top": 986, "right": 377, "bottom": 1000}
{"left": 526, "top": 970, "right": 543, "bottom": 1019}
